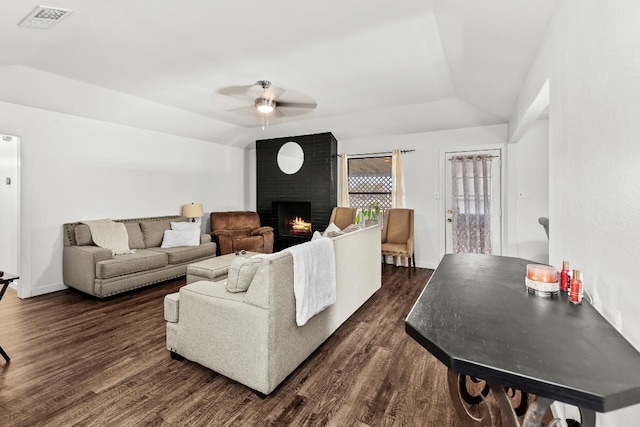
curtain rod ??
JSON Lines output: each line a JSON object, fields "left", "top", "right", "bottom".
{"left": 338, "top": 149, "right": 415, "bottom": 158}
{"left": 449, "top": 154, "right": 499, "bottom": 161}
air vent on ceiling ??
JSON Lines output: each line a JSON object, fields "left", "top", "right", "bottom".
{"left": 18, "top": 5, "right": 73, "bottom": 29}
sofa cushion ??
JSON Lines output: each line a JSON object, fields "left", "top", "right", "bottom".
{"left": 124, "top": 223, "right": 145, "bottom": 249}
{"left": 74, "top": 224, "right": 94, "bottom": 246}
{"left": 139, "top": 219, "right": 172, "bottom": 248}
{"left": 95, "top": 250, "right": 168, "bottom": 279}
{"left": 161, "top": 229, "right": 200, "bottom": 248}
{"left": 181, "top": 279, "right": 246, "bottom": 302}
{"left": 226, "top": 257, "right": 263, "bottom": 293}
{"left": 149, "top": 242, "right": 216, "bottom": 264}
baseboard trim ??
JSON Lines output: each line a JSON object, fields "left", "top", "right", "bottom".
{"left": 23, "top": 282, "right": 68, "bottom": 299}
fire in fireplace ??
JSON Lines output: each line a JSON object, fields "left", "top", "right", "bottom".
{"left": 288, "top": 216, "right": 312, "bottom": 235}
{"left": 276, "top": 201, "right": 312, "bottom": 237}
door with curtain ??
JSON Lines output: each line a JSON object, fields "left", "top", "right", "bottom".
{"left": 445, "top": 149, "right": 502, "bottom": 255}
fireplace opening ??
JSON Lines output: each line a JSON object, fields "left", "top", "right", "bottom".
{"left": 276, "top": 201, "right": 312, "bottom": 237}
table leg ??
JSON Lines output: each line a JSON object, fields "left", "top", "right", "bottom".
{"left": 0, "top": 281, "right": 11, "bottom": 362}
{"left": 579, "top": 408, "right": 596, "bottom": 427}
{"left": 449, "top": 369, "right": 585, "bottom": 427}
{"left": 449, "top": 370, "right": 524, "bottom": 427}
{"left": 522, "top": 396, "right": 554, "bottom": 427}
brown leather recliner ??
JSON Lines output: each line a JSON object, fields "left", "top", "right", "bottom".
{"left": 210, "top": 211, "right": 274, "bottom": 255}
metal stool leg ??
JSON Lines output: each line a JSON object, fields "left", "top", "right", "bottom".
{"left": 0, "top": 345, "right": 10, "bottom": 362}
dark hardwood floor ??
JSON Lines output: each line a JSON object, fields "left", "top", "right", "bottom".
{"left": 0, "top": 266, "right": 465, "bottom": 426}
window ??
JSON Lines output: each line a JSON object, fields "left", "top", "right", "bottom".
{"left": 347, "top": 156, "right": 392, "bottom": 217}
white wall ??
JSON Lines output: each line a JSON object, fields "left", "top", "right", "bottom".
{"left": 0, "top": 101, "right": 245, "bottom": 298}
{"left": 513, "top": 0, "right": 640, "bottom": 424}
{"left": 513, "top": 120, "right": 549, "bottom": 263}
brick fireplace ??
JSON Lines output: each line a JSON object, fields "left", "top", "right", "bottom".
{"left": 256, "top": 132, "right": 337, "bottom": 251}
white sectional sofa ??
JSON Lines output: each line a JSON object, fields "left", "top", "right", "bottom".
{"left": 164, "top": 225, "right": 381, "bottom": 395}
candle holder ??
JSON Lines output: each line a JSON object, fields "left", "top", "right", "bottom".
{"left": 525, "top": 264, "right": 559, "bottom": 297}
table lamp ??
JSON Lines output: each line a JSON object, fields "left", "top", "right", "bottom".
{"left": 182, "top": 203, "right": 203, "bottom": 222}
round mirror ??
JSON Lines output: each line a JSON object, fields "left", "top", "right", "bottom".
{"left": 277, "top": 141, "right": 304, "bottom": 174}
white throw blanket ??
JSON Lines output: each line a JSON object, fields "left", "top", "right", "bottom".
{"left": 82, "top": 219, "right": 134, "bottom": 256}
{"left": 254, "top": 237, "right": 337, "bottom": 326}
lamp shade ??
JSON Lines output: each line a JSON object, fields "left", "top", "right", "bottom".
{"left": 182, "top": 203, "right": 203, "bottom": 219}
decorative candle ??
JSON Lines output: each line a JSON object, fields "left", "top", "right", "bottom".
{"left": 526, "top": 264, "right": 559, "bottom": 283}
{"left": 525, "top": 264, "right": 559, "bottom": 296}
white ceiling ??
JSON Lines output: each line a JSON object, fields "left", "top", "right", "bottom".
{"left": 0, "top": 0, "right": 558, "bottom": 147}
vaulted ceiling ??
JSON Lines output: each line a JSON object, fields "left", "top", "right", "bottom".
{"left": 0, "top": 0, "right": 558, "bottom": 147}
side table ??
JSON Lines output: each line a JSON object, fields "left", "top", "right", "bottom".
{"left": 0, "top": 273, "right": 19, "bottom": 362}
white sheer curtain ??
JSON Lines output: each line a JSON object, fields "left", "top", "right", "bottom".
{"left": 451, "top": 155, "right": 492, "bottom": 254}
{"left": 391, "top": 149, "right": 405, "bottom": 208}
{"left": 339, "top": 153, "right": 349, "bottom": 207}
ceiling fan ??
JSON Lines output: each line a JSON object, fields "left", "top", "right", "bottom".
{"left": 217, "top": 80, "right": 317, "bottom": 118}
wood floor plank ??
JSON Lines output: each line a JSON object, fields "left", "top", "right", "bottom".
{"left": 0, "top": 266, "right": 478, "bottom": 426}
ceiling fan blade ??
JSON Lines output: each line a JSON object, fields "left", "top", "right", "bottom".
{"left": 275, "top": 106, "right": 316, "bottom": 117}
{"left": 227, "top": 105, "right": 258, "bottom": 116}
{"left": 264, "top": 86, "right": 286, "bottom": 100}
{"left": 277, "top": 101, "right": 317, "bottom": 109}
{"left": 217, "top": 84, "right": 258, "bottom": 100}
{"left": 266, "top": 108, "right": 285, "bottom": 118}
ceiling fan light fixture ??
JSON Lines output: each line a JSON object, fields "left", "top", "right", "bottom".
{"left": 255, "top": 98, "right": 276, "bottom": 114}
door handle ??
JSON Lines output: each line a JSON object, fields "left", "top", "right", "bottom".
{"left": 447, "top": 209, "right": 453, "bottom": 214}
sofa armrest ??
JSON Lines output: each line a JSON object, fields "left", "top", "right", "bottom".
{"left": 200, "top": 233, "right": 212, "bottom": 244}
{"left": 251, "top": 226, "right": 274, "bottom": 236}
{"left": 164, "top": 292, "right": 180, "bottom": 322}
{"left": 212, "top": 230, "right": 234, "bottom": 255}
{"left": 63, "top": 245, "right": 112, "bottom": 295}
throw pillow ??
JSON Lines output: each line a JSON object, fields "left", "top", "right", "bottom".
{"left": 342, "top": 224, "right": 361, "bottom": 233}
{"left": 140, "top": 219, "right": 172, "bottom": 248}
{"left": 160, "top": 228, "right": 200, "bottom": 248}
{"left": 74, "top": 224, "right": 94, "bottom": 246}
{"left": 326, "top": 230, "right": 345, "bottom": 238}
{"left": 125, "top": 223, "right": 145, "bottom": 249}
{"left": 170, "top": 221, "right": 200, "bottom": 231}
{"left": 226, "top": 257, "right": 263, "bottom": 293}
{"left": 323, "top": 222, "right": 340, "bottom": 236}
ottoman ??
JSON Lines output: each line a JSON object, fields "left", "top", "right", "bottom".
{"left": 186, "top": 251, "right": 259, "bottom": 284}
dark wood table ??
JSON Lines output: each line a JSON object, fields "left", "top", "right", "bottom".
{"left": 0, "top": 273, "right": 19, "bottom": 362}
{"left": 405, "top": 253, "right": 640, "bottom": 427}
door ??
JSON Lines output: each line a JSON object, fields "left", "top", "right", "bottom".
{"left": 0, "top": 134, "right": 20, "bottom": 294}
{"left": 445, "top": 148, "right": 502, "bottom": 255}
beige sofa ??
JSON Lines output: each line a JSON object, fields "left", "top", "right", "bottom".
{"left": 164, "top": 225, "right": 381, "bottom": 395}
{"left": 63, "top": 215, "right": 217, "bottom": 298}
